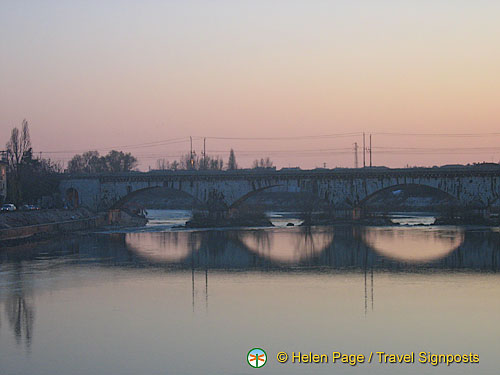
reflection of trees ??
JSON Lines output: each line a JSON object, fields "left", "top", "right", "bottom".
{"left": 192, "top": 230, "right": 268, "bottom": 267}
{"left": 3, "top": 264, "right": 35, "bottom": 350}
{"left": 5, "top": 293, "right": 34, "bottom": 347}
{"left": 241, "top": 230, "right": 272, "bottom": 252}
{"left": 296, "top": 226, "right": 335, "bottom": 263}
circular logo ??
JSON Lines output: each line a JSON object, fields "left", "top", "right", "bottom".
{"left": 247, "top": 348, "right": 267, "bottom": 368}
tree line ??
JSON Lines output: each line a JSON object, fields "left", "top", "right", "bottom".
{"left": 3, "top": 120, "right": 275, "bottom": 205}
{"left": 67, "top": 150, "right": 138, "bottom": 173}
{"left": 155, "top": 148, "right": 274, "bottom": 171}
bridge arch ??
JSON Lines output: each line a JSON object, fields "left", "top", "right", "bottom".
{"left": 228, "top": 185, "right": 282, "bottom": 209}
{"left": 357, "top": 183, "right": 460, "bottom": 209}
{"left": 109, "top": 186, "right": 203, "bottom": 210}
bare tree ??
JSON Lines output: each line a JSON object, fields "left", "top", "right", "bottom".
{"left": 156, "top": 158, "right": 170, "bottom": 170}
{"left": 5, "top": 120, "right": 32, "bottom": 203}
{"left": 252, "top": 157, "right": 274, "bottom": 169}
{"left": 170, "top": 160, "right": 179, "bottom": 170}
{"left": 6, "top": 119, "right": 31, "bottom": 173}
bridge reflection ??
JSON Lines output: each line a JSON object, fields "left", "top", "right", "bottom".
{"left": 2, "top": 226, "right": 498, "bottom": 272}
{"left": 126, "top": 226, "right": 467, "bottom": 268}
{"left": 1, "top": 226, "right": 499, "bottom": 345}
{"left": 362, "top": 227, "right": 464, "bottom": 263}
{"left": 118, "top": 225, "right": 500, "bottom": 271}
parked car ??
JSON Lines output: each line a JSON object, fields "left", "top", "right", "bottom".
{"left": 20, "top": 204, "right": 41, "bottom": 211}
{"left": 1, "top": 204, "right": 17, "bottom": 212}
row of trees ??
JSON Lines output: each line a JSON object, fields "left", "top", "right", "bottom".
{"left": 156, "top": 152, "right": 225, "bottom": 171}
{"left": 252, "top": 157, "right": 274, "bottom": 169}
{"left": 67, "top": 150, "right": 138, "bottom": 174}
{"left": 3, "top": 120, "right": 140, "bottom": 204}
{"left": 155, "top": 149, "right": 274, "bottom": 171}
{"left": 3, "top": 120, "right": 275, "bottom": 204}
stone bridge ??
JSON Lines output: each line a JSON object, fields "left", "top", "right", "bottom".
{"left": 59, "top": 167, "right": 500, "bottom": 212}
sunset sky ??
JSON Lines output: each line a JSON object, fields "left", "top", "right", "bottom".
{"left": 1, "top": 0, "right": 500, "bottom": 169}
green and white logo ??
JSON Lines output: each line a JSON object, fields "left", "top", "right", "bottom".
{"left": 247, "top": 348, "right": 267, "bottom": 368}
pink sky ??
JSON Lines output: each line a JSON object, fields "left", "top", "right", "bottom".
{"left": 1, "top": 1, "right": 499, "bottom": 170}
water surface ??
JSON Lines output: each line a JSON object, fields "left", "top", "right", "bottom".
{"left": 1, "top": 211, "right": 499, "bottom": 374}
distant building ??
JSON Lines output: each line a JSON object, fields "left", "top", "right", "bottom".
{"left": 0, "top": 152, "right": 7, "bottom": 204}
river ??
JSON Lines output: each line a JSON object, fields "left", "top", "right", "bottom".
{"left": 0, "top": 210, "right": 499, "bottom": 374}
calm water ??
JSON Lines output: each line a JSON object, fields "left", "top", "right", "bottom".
{"left": 1, "top": 211, "right": 499, "bottom": 374}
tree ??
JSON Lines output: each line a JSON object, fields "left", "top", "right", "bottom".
{"left": 6, "top": 119, "right": 31, "bottom": 173}
{"left": 105, "top": 150, "right": 137, "bottom": 172}
{"left": 5, "top": 120, "right": 32, "bottom": 203}
{"left": 252, "top": 157, "right": 274, "bottom": 169}
{"left": 156, "top": 158, "right": 169, "bottom": 170}
{"left": 227, "top": 149, "right": 237, "bottom": 170}
{"left": 170, "top": 160, "right": 179, "bottom": 170}
{"left": 5, "top": 120, "right": 62, "bottom": 205}
{"left": 154, "top": 153, "right": 224, "bottom": 172}
{"left": 209, "top": 156, "right": 224, "bottom": 170}
{"left": 67, "top": 150, "right": 137, "bottom": 173}
{"left": 180, "top": 152, "right": 197, "bottom": 170}
{"left": 17, "top": 149, "right": 62, "bottom": 205}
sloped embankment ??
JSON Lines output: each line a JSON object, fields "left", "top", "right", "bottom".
{"left": 0, "top": 208, "right": 95, "bottom": 229}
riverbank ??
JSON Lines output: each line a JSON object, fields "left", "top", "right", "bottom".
{"left": 0, "top": 208, "right": 107, "bottom": 244}
{"left": 0, "top": 208, "right": 96, "bottom": 229}
{"left": 0, "top": 214, "right": 106, "bottom": 245}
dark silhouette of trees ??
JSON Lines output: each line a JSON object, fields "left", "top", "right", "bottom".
{"left": 252, "top": 157, "right": 274, "bottom": 169}
{"left": 5, "top": 120, "right": 32, "bottom": 203}
{"left": 6, "top": 119, "right": 31, "bottom": 173}
{"left": 67, "top": 150, "right": 137, "bottom": 173}
{"left": 209, "top": 156, "right": 224, "bottom": 170}
{"left": 155, "top": 153, "right": 223, "bottom": 171}
{"left": 227, "top": 149, "right": 238, "bottom": 170}
{"left": 4, "top": 120, "right": 62, "bottom": 205}
{"left": 106, "top": 150, "right": 137, "bottom": 172}
{"left": 18, "top": 150, "right": 62, "bottom": 205}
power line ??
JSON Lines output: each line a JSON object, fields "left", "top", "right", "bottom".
{"left": 372, "top": 132, "right": 500, "bottom": 137}
{"left": 38, "top": 137, "right": 192, "bottom": 154}
{"left": 202, "top": 132, "right": 362, "bottom": 140}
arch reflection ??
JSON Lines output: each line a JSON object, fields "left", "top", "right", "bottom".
{"left": 125, "top": 232, "right": 200, "bottom": 262}
{"left": 123, "top": 226, "right": 474, "bottom": 268}
{"left": 362, "top": 227, "right": 464, "bottom": 263}
{"left": 239, "top": 227, "right": 334, "bottom": 264}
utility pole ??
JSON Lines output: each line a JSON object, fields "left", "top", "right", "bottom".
{"left": 369, "top": 134, "right": 372, "bottom": 168}
{"left": 190, "top": 136, "right": 193, "bottom": 169}
{"left": 363, "top": 133, "right": 366, "bottom": 168}
{"left": 203, "top": 137, "right": 206, "bottom": 169}
{"left": 354, "top": 142, "right": 358, "bottom": 168}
